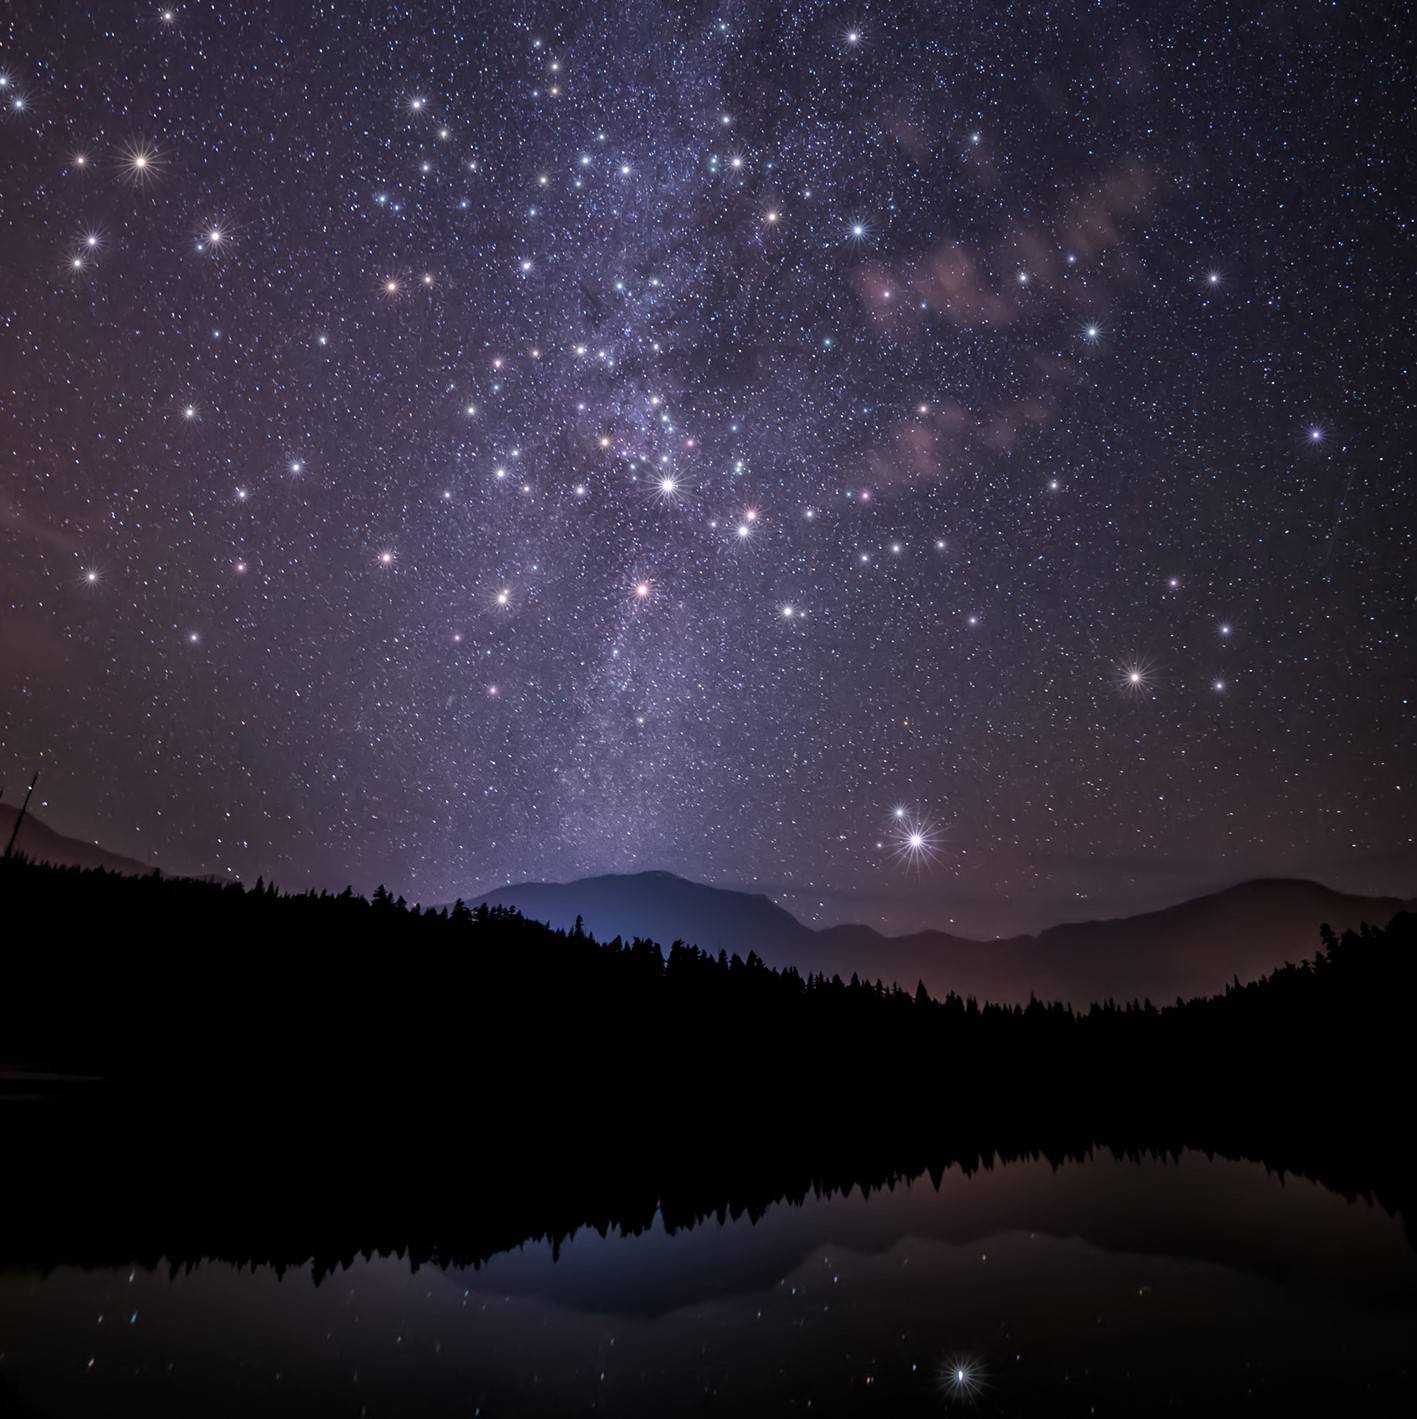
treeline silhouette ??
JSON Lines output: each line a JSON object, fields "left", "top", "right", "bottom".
{"left": 2, "top": 853, "right": 1414, "bottom": 1274}
{"left": 3, "top": 853, "right": 1411, "bottom": 1084}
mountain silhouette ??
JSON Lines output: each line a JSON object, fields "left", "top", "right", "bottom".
{"left": 7, "top": 801, "right": 1408, "bottom": 1008}
{"left": 0, "top": 804, "right": 153, "bottom": 878}
{"left": 477, "top": 869, "right": 811, "bottom": 957}
{"left": 474, "top": 870, "right": 1417, "bottom": 1006}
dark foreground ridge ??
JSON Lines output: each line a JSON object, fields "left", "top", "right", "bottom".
{"left": 2, "top": 854, "right": 1414, "bottom": 1276}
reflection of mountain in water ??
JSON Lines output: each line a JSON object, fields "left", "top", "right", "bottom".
{"left": 456, "top": 1150, "right": 1417, "bottom": 1320}
{"left": 5, "top": 1111, "right": 1415, "bottom": 1292}
{"left": 3, "top": 1151, "right": 1415, "bottom": 1419}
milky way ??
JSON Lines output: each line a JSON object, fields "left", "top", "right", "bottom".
{"left": 1, "top": 2, "right": 1411, "bottom": 933}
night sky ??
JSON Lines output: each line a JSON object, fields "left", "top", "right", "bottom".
{"left": 1, "top": 1, "right": 1411, "bottom": 935}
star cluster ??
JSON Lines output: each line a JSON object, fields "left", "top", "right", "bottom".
{"left": 1, "top": 2, "right": 1411, "bottom": 933}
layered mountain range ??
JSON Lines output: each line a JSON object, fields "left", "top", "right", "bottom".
{"left": 476, "top": 869, "right": 1415, "bottom": 1006}
{"left": 5, "top": 803, "right": 1408, "bottom": 1007}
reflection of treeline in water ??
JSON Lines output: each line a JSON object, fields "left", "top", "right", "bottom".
{"left": 2, "top": 1133, "right": 1383, "bottom": 1284}
{"left": 2, "top": 853, "right": 1414, "bottom": 1271}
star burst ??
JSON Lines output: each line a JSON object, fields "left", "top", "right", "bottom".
{"left": 650, "top": 472, "right": 686, "bottom": 507}
{"left": 1117, "top": 657, "right": 1158, "bottom": 697}
{"left": 890, "top": 811, "right": 943, "bottom": 871}
{"left": 195, "top": 217, "right": 237, "bottom": 257}
{"left": 938, "top": 1354, "right": 987, "bottom": 1405}
{"left": 118, "top": 138, "right": 165, "bottom": 185}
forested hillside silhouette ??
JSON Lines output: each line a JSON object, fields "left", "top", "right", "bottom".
{"left": 474, "top": 867, "right": 1417, "bottom": 1006}
{"left": 4, "top": 853, "right": 1412, "bottom": 1086}
{"left": 2, "top": 853, "right": 1413, "bottom": 1276}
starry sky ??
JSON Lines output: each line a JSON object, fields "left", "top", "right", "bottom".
{"left": 1, "top": 1, "right": 1412, "bottom": 936}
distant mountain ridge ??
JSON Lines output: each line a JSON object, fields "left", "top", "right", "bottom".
{"left": 473, "top": 870, "right": 1416, "bottom": 1007}
{"left": 0, "top": 805, "right": 154, "bottom": 879}
{"left": 6, "top": 804, "right": 1409, "bottom": 1008}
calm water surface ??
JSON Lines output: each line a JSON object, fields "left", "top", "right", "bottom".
{"left": 2, "top": 1151, "right": 1414, "bottom": 1415}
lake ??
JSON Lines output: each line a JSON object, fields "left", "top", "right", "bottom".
{"left": 1, "top": 1149, "right": 1414, "bottom": 1415}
